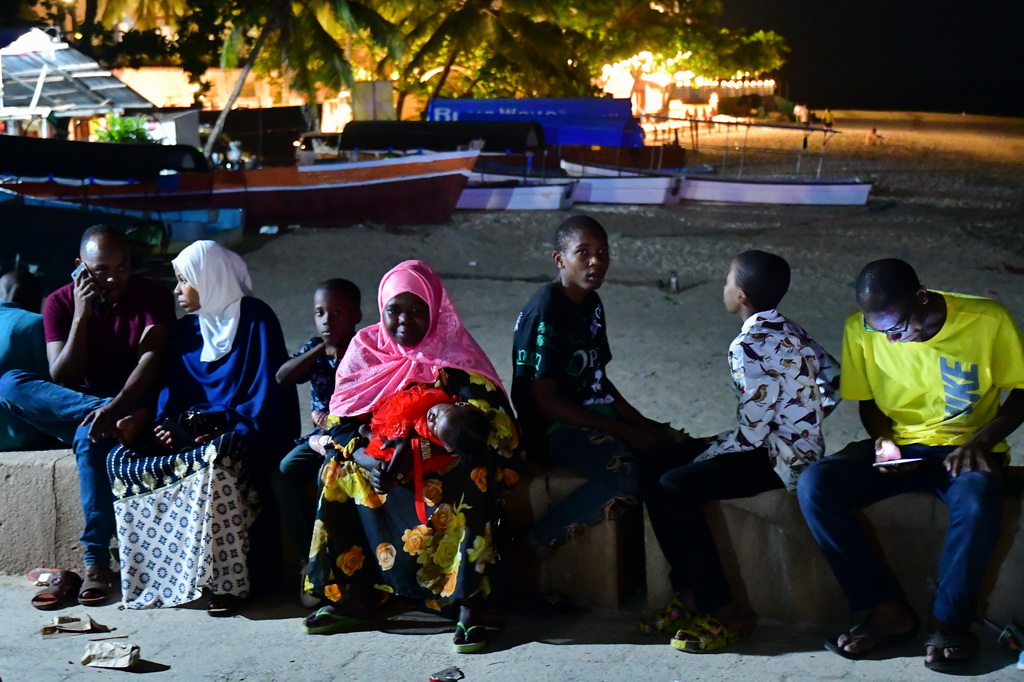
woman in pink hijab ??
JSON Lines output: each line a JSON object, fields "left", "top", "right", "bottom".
{"left": 303, "top": 260, "right": 522, "bottom": 654}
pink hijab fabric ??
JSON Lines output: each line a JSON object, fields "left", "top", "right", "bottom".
{"left": 329, "top": 260, "right": 503, "bottom": 417}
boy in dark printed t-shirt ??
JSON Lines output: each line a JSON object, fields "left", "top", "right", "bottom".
{"left": 272, "top": 279, "right": 361, "bottom": 566}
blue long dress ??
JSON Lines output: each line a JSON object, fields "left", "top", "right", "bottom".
{"left": 108, "top": 297, "right": 299, "bottom": 608}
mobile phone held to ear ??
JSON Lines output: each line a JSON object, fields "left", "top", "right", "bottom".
{"left": 70, "top": 263, "right": 107, "bottom": 308}
{"left": 872, "top": 457, "right": 924, "bottom": 468}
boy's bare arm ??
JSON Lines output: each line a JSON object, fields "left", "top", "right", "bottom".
{"left": 530, "top": 378, "right": 668, "bottom": 452}
{"left": 276, "top": 342, "right": 326, "bottom": 385}
{"left": 605, "top": 380, "right": 663, "bottom": 431}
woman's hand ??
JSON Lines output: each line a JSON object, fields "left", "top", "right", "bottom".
{"left": 194, "top": 431, "right": 220, "bottom": 445}
{"left": 359, "top": 436, "right": 414, "bottom": 494}
{"left": 152, "top": 424, "right": 175, "bottom": 450}
{"left": 383, "top": 436, "right": 414, "bottom": 482}
{"left": 350, "top": 447, "right": 395, "bottom": 494}
{"left": 367, "top": 462, "right": 398, "bottom": 494}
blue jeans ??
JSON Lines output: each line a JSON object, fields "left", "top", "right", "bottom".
{"left": 0, "top": 370, "right": 114, "bottom": 566}
{"left": 530, "top": 425, "right": 641, "bottom": 550}
{"left": 271, "top": 438, "right": 325, "bottom": 556}
{"left": 797, "top": 439, "right": 1004, "bottom": 627}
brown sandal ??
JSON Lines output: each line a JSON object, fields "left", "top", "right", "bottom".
{"left": 31, "top": 570, "right": 82, "bottom": 610}
{"left": 78, "top": 565, "right": 115, "bottom": 606}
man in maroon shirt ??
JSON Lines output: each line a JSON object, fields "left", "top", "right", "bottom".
{"left": 0, "top": 225, "right": 175, "bottom": 605}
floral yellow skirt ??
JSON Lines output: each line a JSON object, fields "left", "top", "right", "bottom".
{"left": 303, "top": 453, "right": 515, "bottom": 610}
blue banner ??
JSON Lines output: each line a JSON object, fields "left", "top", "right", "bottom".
{"left": 427, "top": 98, "right": 644, "bottom": 148}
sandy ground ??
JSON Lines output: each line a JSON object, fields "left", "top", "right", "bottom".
{"left": 240, "top": 111, "right": 1024, "bottom": 460}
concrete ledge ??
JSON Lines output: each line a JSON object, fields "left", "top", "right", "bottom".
{"left": 644, "top": 479, "right": 1024, "bottom": 625}
{"left": 10, "top": 448, "right": 1019, "bottom": 626}
{"left": 0, "top": 448, "right": 85, "bottom": 573}
{"left": 505, "top": 466, "right": 645, "bottom": 610}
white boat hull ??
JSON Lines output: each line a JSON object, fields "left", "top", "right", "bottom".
{"left": 457, "top": 176, "right": 577, "bottom": 210}
{"left": 680, "top": 176, "right": 872, "bottom": 205}
{"left": 560, "top": 161, "right": 683, "bottom": 205}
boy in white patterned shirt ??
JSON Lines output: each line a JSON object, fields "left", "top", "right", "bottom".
{"left": 640, "top": 250, "right": 840, "bottom": 653}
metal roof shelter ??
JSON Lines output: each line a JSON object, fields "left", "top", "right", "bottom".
{"left": 0, "top": 27, "right": 152, "bottom": 120}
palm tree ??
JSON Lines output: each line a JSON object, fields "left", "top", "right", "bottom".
{"left": 201, "top": 0, "right": 398, "bottom": 158}
{"left": 99, "top": 0, "right": 189, "bottom": 30}
{"left": 374, "top": 1, "right": 593, "bottom": 116}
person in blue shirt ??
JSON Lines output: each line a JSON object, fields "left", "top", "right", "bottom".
{"left": 0, "top": 270, "right": 54, "bottom": 450}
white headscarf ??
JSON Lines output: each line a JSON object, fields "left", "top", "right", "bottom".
{"left": 172, "top": 240, "right": 253, "bottom": 363}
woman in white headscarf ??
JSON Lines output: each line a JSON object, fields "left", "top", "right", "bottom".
{"left": 108, "top": 241, "right": 299, "bottom": 614}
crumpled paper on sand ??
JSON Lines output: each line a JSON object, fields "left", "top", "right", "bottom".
{"left": 81, "top": 641, "right": 140, "bottom": 669}
{"left": 40, "top": 614, "right": 111, "bottom": 639}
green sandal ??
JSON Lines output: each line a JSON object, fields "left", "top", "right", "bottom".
{"left": 637, "top": 596, "right": 693, "bottom": 635}
{"left": 303, "top": 606, "right": 369, "bottom": 635}
{"left": 670, "top": 613, "right": 749, "bottom": 653}
{"left": 453, "top": 621, "right": 487, "bottom": 654}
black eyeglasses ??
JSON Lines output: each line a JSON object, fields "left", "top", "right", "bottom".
{"left": 863, "top": 308, "right": 913, "bottom": 334}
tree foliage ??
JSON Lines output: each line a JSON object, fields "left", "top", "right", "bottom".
{"left": 7, "top": 0, "right": 788, "bottom": 125}
{"left": 365, "top": 0, "right": 787, "bottom": 115}
{"left": 95, "top": 114, "right": 157, "bottom": 143}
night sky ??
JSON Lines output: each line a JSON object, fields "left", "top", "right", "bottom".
{"left": 720, "top": 0, "right": 1022, "bottom": 117}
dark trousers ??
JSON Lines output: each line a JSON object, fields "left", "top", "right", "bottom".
{"left": 797, "top": 439, "right": 1004, "bottom": 626}
{"left": 271, "top": 439, "right": 325, "bottom": 557}
{"left": 640, "top": 439, "right": 784, "bottom": 613}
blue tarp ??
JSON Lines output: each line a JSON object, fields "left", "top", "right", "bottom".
{"left": 427, "top": 98, "right": 644, "bottom": 148}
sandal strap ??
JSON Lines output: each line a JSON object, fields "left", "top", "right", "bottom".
{"left": 454, "top": 621, "right": 486, "bottom": 644}
{"left": 924, "top": 632, "right": 974, "bottom": 650}
{"left": 672, "top": 612, "right": 748, "bottom": 652}
{"left": 637, "top": 597, "right": 693, "bottom": 634}
{"left": 845, "top": 622, "right": 890, "bottom": 646}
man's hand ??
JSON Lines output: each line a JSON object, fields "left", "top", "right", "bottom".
{"left": 944, "top": 444, "right": 999, "bottom": 477}
{"left": 82, "top": 405, "right": 119, "bottom": 442}
{"left": 114, "top": 409, "right": 149, "bottom": 446}
{"left": 72, "top": 267, "right": 99, "bottom": 318}
{"left": 874, "top": 437, "right": 919, "bottom": 474}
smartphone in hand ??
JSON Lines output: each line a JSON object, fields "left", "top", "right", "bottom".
{"left": 71, "top": 263, "right": 107, "bottom": 308}
{"left": 872, "top": 457, "right": 924, "bottom": 468}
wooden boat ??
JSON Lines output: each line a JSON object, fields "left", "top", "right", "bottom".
{"left": 560, "top": 160, "right": 684, "bottom": 205}
{"left": 0, "top": 135, "right": 478, "bottom": 227}
{"left": 421, "top": 99, "right": 691, "bottom": 206}
{"left": 678, "top": 120, "right": 872, "bottom": 206}
{"left": 457, "top": 176, "right": 577, "bottom": 210}
{"left": 0, "top": 188, "right": 244, "bottom": 253}
{"left": 679, "top": 174, "right": 872, "bottom": 205}
{"left": 330, "top": 120, "right": 577, "bottom": 211}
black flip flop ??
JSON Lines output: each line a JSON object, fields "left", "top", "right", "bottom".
{"left": 31, "top": 570, "right": 82, "bottom": 610}
{"left": 923, "top": 632, "right": 977, "bottom": 672}
{"left": 824, "top": 621, "right": 919, "bottom": 660}
{"left": 207, "top": 594, "right": 241, "bottom": 617}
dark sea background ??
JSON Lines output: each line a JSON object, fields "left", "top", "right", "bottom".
{"left": 721, "top": 0, "right": 1022, "bottom": 117}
